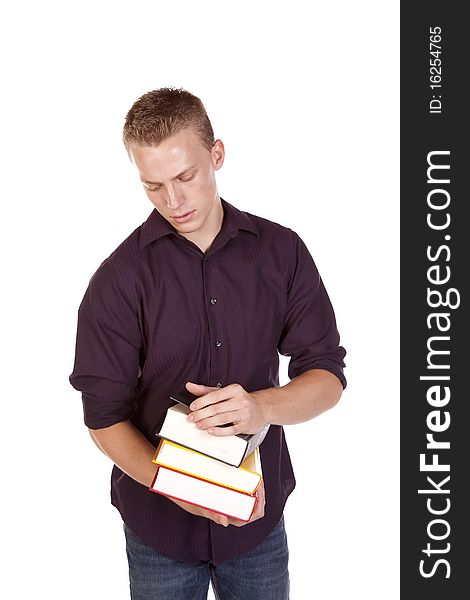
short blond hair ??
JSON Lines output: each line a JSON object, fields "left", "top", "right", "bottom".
{"left": 123, "top": 87, "right": 215, "bottom": 154}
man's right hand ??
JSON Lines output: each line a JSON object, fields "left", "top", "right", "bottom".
{"left": 170, "top": 479, "right": 265, "bottom": 527}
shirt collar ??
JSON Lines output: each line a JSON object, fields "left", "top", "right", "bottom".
{"left": 139, "top": 197, "right": 259, "bottom": 249}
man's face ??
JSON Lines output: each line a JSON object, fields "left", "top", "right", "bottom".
{"left": 129, "top": 127, "right": 224, "bottom": 237}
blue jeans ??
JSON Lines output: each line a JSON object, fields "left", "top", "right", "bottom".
{"left": 124, "top": 516, "right": 290, "bottom": 600}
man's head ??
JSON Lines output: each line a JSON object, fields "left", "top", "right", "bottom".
{"left": 123, "top": 87, "right": 225, "bottom": 245}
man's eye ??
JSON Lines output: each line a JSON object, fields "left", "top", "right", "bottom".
{"left": 179, "top": 174, "right": 195, "bottom": 182}
{"left": 144, "top": 184, "right": 161, "bottom": 192}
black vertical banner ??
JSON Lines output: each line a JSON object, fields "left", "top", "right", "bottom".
{"left": 401, "top": 2, "right": 468, "bottom": 598}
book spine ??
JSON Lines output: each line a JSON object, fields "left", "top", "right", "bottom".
{"left": 239, "top": 423, "right": 270, "bottom": 463}
{"left": 149, "top": 467, "right": 256, "bottom": 522}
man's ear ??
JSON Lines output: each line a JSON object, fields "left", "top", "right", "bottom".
{"left": 211, "top": 139, "right": 225, "bottom": 170}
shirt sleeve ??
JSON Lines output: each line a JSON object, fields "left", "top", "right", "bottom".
{"left": 69, "top": 259, "right": 142, "bottom": 429}
{"left": 277, "top": 232, "right": 347, "bottom": 388}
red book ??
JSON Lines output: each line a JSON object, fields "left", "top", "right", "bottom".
{"left": 150, "top": 464, "right": 258, "bottom": 522}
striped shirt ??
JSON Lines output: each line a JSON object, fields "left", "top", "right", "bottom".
{"left": 69, "top": 197, "right": 346, "bottom": 564}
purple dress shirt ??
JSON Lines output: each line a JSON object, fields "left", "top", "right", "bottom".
{"left": 69, "top": 197, "right": 346, "bottom": 564}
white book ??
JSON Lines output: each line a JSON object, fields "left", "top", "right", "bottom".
{"left": 157, "top": 403, "right": 269, "bottom": 467}
{"left": 150, "top": 465, "right": 257, "bottom": 522}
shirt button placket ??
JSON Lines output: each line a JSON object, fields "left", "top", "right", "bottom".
{"left": 203, "top": 258, "right": 224, "bottom": 389}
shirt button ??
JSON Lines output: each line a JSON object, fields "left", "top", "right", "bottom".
{"left": 215, "top": 340, "right": 222, "bottom": 347}
{"left": 216, "top": 382, "right": 223, "bottom": 388}
{"left": 210, "top": 297, "right": 217, "bottom": 305}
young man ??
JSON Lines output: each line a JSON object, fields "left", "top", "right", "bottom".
{"left": 69, "top": 87, "right": 346, "bottom": 600}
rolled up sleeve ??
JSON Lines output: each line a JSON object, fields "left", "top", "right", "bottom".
{"left": 69, "top": 259, "right": 142, "bottom": 429}
{"left": 277, "top": 233, "right": 347, "bottom": 388}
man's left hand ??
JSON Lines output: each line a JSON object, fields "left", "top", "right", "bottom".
{"left": 185, "top": 381, "right": 267, "bottom": 436}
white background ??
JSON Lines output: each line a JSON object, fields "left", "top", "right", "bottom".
{"left": 0, "top": 1, "right": 399, "bottom": 598}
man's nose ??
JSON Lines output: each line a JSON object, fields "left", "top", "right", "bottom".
{"left": 165, "top": 184, "right": 184, "bottom": 209}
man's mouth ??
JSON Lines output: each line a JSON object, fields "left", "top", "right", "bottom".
{"left": 173, "top": 210, "right": 195, "bottom": 222}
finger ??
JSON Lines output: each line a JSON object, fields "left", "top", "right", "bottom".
{"left": 194, "top": 410, "right": 241, "bottom": 430}
{"left": 250, "top": 496, "right": 265, "bottom": 522}
{"left": 205, "top": 423, "right": 243, "bottom": 437}
{"left": 200, "top": 509, "right": 228, "bottom": 527}
{"left": 246, "top": 506, "right": 262, "bottom": 524}
{"left": 254, "top": 488, "right": 265, "bottom": 511}
{"left": 188, "top": 390, "right": 228, "bottom": 411}
{"left": 227, "top": 518, "right": 247, "bottom": 527}
{"left": 257, "top": 482, "right": 266, "bottom": 505}
{"left": 185, "top": 382, "right": 219, "bottom": 397}
{"left": 188, "top": 383, "right": 242, "bottom": 411}
{"left": 188, "top": 399, "right": 240, "bottom": 423}
{"left": 253, "top": 484, "right": 266, "bottom": 513}
{"left": 202, "top": 508, "right": 229, "bottom": 527}
{"left": 213, "top": 513, "right": 229, "bottom": 527}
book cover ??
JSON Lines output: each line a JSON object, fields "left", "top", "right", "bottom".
{"left": 152, "top": 439, "right": 262, "bottom": 494}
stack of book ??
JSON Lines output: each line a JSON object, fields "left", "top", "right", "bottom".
{"left": 149, "top": 390, "right": 269, "bottom": 522}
